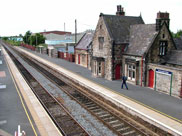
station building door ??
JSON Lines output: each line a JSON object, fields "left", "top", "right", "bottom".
{"left": 148, "top": 69, "right": 154, "bottom": 88}
{"left": 115, "top": 64, "right": 121, "bottom": 80}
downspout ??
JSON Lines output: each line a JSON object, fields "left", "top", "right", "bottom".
{"left": 141, "top": 56, "right": 143, "bottom": 86}
{"left": 170, "top": 73, "right": 173, "bottom": 96}
{"left": 112, "top": 40, "right": 115, "bottom": 80}
{"left": 180, "top": 76, "right": 182, "bottom": 98}
{"left": 87, "top": 53, "right": 88, "bottom": 68}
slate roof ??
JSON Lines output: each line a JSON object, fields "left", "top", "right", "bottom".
{"left": 40, "top": 31, "right": 71, "bottom": 35}
{"left": 75, "top": 33, "right": 94, "bottom": 50}
{"left": 125, "top": 24, "right": 158, "bottom": 56}
{"left": 102, "top": 14, "right": 144, "bottom": 44}
{"left": 174, "top": 36, "right": 182, "bottom": 50}
{"left": 166, "top": 50, "right": 182, "bottom": 65}
{"left": 45, "top": 33, "right": 85, "bottom": 43}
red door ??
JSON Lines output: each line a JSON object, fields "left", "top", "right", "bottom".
{"left": 78, "top": 54, "right": 80, "bottom": 64}
{"left": 180, "top": 79, "right": 182, "bottom": 98}
{"left": 148, "top": 69, "right": 154, "bottom": 88}
{"left": 115, "top": 65, "right": 121, "bottom": 80}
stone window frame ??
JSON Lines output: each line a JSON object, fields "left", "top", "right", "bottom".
{"left": 94, "top": 61, "right": 97, "bottom": 75}
{"left": 159, "top": 41, "right": 168, "bottom": 56}
{"left": 127, "top": 63, "right": 136, "bottom": 81}
{"left": 98, "top": 62, "right": 102, "bottom": 74}
{"left": 98, "top": 37, "right": 104, "bottom": 50}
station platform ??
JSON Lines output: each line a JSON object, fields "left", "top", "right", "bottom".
{"left": 0, "top": 46, "right": 38, "bottom": 136}
{"left": 15, "top": 46, "right": 182, "bottom": 135}
{"left": 0, "top": 44, "right": 62, "bottom": 136}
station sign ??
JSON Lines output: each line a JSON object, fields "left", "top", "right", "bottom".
{"left": 156, "top": 69, "right": 172, "bottom": 75}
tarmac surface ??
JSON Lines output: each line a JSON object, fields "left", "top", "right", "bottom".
{"left": 22, "top": 47, "right": 182, "bottom": 123}
{"left": 0, "top": 46, "right": 39, "bottom": 136}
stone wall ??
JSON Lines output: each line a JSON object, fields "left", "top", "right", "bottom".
{"left": 147, "top": 24, "right": 175, "bottom": 64}
{"left": 75, "top": 49, "right": 88, "bottom": 68}
{"left": 92, "top": 16, "right": 113, "bottom": 80}
{"left": 147, "top": 63, "right": 182, "bottom": 97}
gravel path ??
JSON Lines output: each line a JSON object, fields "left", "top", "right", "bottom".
{"left": 8, "top": 46, "right": 117, "bottom": 136}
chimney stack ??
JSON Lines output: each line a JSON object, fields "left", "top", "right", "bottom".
{"left": 116, "top": 5, "right": 125, "bottom": 16}
{"left": 156, "top": 12, "right": 170, "bottom": 31}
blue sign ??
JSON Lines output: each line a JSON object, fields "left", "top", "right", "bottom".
{"left": 58, "top": 47, "right": 66, "bottom": 52}
{"left": 68, "top": 46, "right": 74, "bottom": 53}
{"left": 156, "top": 69, "right": 172, "bottom": 75}
{"left": 45, "top": 40, "right": 73, "bottom": 45}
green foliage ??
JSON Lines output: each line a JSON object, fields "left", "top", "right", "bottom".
{"left": 23, "top": 30, "right": 32, "bottom": 44}
{"left": 2, "top": 37, "right": 8, "bottom": 41}
{"left": 23, "top": 31, "right": 45, "bottom": 46}
{"left": 172, "top": 30, "right": 182, "bottom": 38}
{"left": 6, "top": 40, "right": 21, "bottom": 46}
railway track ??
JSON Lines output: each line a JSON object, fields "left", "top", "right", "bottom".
{"left": 7, "top": 46, "right": 157, "bottom": 136}
{"left": 4, "top": 45, "right": 90, "bottom": 136}
{"left": 4, "top": 44, "right": 165, "bottom": 136}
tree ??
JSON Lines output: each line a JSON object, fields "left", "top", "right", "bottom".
{"left": 23, "top": 30, "right": 32, "bottom": 44}
{"left": 35, "top": 33, "right": 46, "bottom": 46}
{"left": 2, "top": 37, "right": 8, "bottom": 41}
{"left": 19, "top": 34, "right": 23, "bottom": 38}
{"left": 172, "top": 30, "right": 182, "bottom": 38}
{"left": 23, "top": 31, "right": 46, "bottom": 46}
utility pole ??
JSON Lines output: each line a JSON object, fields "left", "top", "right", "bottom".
{"left": 64, "top": 22, "right": 66, "bottom": 31}
{"left": 75, "top": 19, "right": 77, "bottom": 44}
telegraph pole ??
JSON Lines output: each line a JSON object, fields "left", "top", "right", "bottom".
{"left": 64, "top": 22, "right": 66, "bottom": 31}
{"left": 75, "top": 19, "right": 77, "bottom": 44}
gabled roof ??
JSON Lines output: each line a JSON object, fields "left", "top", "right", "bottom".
{"left": 124, "top": 24, "right": 158, "bottom": 56}
{"left": 174, "top": 36, "right": 182, "bottom": 50}
{"left": 75, "top": 33, "right": 94, "bottom": 50}
{"left": 166, "top": 50, "right": 182, "bottom": 65}
{"left": 102, "top": 14, "right": 144, "bottom": 44}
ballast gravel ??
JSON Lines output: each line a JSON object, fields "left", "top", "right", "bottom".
{"left": 8, "top": 46, "right": 117, "bottom": 136}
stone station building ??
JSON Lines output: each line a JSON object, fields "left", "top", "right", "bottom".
{"left": 91, "top": 5, "right": 182, "bottom": 97}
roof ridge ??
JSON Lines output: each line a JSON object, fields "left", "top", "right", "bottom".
{"left": 102, "top": 14, "right": 144, "bottom": 18}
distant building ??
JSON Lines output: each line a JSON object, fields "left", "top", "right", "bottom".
{"left": 40, "top": 30, "right": 71, "bottom": 36}
{"left": 75, "top": 32, "right": 94, "bottom": 69}
{"left": 9, "top": 37, "right": 23, "bottom": 41}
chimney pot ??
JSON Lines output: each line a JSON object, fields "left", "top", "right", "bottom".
{"left": 116, "top": 5, "right": 125, "bottom": 16}
{"left": 156, "top": 11, "right": 170, "bottom": 31}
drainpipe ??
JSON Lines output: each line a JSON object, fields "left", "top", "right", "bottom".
{"left": 180, "top": 77, "right": 182, "bottom": 98}
{"left": 141, "top": 56, "right": 143, "bottom": 86}
{"left": 170, "top": 73, "right": 173, "bottom": 96}
{"left": 87, "top": 53, "right": 88, "bottom": 68}
{"left": 112, "top": 40, "right": 115, "bottom": 80}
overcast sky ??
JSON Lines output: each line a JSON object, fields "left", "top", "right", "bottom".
{"left": 0, "top": 0, "right": 181, "bottom": 36}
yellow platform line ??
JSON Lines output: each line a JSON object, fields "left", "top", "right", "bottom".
{"left": 4, "top": 49, "right": 38, "bottom": 136}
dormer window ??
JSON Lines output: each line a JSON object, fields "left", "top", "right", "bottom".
{"left": 159, "top": 41, "right": 167, "bottom": 56}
